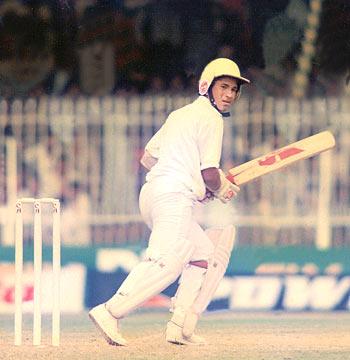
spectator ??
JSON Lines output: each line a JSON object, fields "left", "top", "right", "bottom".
{"left": 0, "top": 1, "right": 55, "bottom": 97}
{"left": 23, "top": 127, "right": 63, "bottom": 199}
{"left": 134, "top": 0, "right": 183, "bottom": 83}
{"left": 254, "top": 0, "right": 308, "bottom": 96}
{"left": 148, "top": 75, "right": 166, "bottom": 94}
{"left": 60, "top": 180, "right": 91, "bottom": 245}
{"left": 168, "top": 74, "right": 185, "bottom": 94}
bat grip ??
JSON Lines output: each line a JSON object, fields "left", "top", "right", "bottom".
{"left": 226, "top": 173, "right": 236, "bottom": 184}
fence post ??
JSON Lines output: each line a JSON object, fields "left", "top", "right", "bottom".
{"left": 3, "top": 132, "right": 17, "bottom": 245}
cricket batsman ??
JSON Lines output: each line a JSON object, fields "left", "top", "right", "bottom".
{"left": 89, "top": 58, "right": 250, "bottom": 345}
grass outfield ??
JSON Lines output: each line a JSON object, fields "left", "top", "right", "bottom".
{"left": 1, "top": 311, "right": 350, "bottom": 360}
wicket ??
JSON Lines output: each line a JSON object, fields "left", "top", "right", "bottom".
{"left": 14, "top": 197, "right": 61, "bottom": 346}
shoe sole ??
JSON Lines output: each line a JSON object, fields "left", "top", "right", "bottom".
{"left": 166, "top": 321, "right": 205, "bottom": 346}
{"left": 89, "top": 312, "right": 126, "bottom": 346}
{"left": 166, "top": 337, "right": 205, "bottom": 346}
{"left": 166, "top": 333, "right": 205, "bottom": 346}
{"left": 166, "top": 335, "right": 187, "bottom": 345}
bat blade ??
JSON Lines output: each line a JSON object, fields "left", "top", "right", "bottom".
{"left": 227, "top": 131, "right": 335, "bottom": 185}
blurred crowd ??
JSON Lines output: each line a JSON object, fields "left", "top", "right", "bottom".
{"left": 1, "top": 0, "right": 349, "bottom": 247}
{"left": 0, "top": 0, "right": 349, "bottom": 99}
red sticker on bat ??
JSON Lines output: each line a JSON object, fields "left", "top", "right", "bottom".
{"left": 226, "top": 173, "right": 236, "bottom": 183}
{"left": 258, "top": 147, "right": 304, "bottom": 166}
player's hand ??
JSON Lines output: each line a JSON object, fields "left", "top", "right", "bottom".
{"left": 214, "top": 169, "right": 240, "bottom": 203}
{"left": 199, "top": 189, "right": 215, "bottom": 204}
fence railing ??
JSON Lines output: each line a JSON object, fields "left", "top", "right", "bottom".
{"left": 0, "top": 96, "right": 349, "bottom": 247}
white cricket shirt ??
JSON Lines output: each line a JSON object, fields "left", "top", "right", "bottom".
{"left": 145, "top": 96, "right": 223, "bottom": 200}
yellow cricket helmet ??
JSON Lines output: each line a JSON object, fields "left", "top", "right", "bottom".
{"left": 198, "top": 58, "right": 250, "bottom": 96}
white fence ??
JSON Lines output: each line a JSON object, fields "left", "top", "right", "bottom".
{"left": 0, "top": 96, "right": 349, "bottom": 247}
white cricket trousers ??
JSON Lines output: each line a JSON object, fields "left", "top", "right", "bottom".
{"left": 106, "top": 180, "right": 213, "bottom": 318}
{"left": 139, "top": 181, "right": 214, "bottom": 262}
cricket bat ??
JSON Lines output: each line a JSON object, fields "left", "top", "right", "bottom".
{"left": 226, "top": 131, "right": 335, "bottom": 185}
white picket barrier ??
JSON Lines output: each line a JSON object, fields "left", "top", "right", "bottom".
{"left": 0, "top": 96, "right": 349, "bottom": 247}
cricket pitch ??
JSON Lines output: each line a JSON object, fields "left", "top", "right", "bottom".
{"left": 1, "top": 311, "right": 350, "bottom": 360}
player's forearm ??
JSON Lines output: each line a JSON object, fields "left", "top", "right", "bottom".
{"left": 140, "top": 150, "right": 158, "bottom": 170}
{"left": 201, "top": 167, "right": 221, "bottom": 190}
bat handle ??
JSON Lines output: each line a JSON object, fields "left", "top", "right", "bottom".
{"left": 226, "top": 173, "right": 236, "bottom": 184}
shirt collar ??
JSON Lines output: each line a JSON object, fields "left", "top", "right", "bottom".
{"left": 197, "top": 95, "right": 230, "bottom": 117}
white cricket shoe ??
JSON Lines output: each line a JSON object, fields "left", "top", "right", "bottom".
{"left": 182, "top": 311, "right": 199, "bottom": 338}
{"left": 89, "top": 303, "right": 127, "bottom": 346}
{"left": 166, "top": 320, "right": 206, "bottom": 346}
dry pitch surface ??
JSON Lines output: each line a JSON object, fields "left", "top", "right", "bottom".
{"left": 1, "top": 311, "right": 350, "bottom": 360}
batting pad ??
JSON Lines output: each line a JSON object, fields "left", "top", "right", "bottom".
{"left": 182, "top": 225, "right": 235, "bottom": 337}
{"left": 170, "top": 264, "right": 207, "bottom": 313}
{"left": 106, "top": 252, "right": 187, "bottom": 319}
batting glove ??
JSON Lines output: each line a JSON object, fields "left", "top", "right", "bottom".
{"left": 213, "top": 169, "right": 240, "bottom": 203}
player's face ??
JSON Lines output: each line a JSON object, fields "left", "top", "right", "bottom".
{"left": 211, "top": 77, "right": 239, "bottom": 112}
